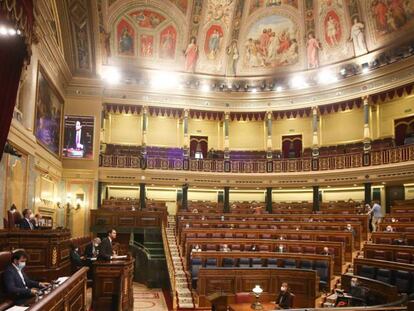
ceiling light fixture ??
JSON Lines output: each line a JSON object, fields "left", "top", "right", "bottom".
{"left": 290, "top": 75, "right": 308, "bottom": 89}
{"left": 150, "top": 71, "right": 179, "bottom": 89}
{"left": 201, "top": 83, "right": 210, "bottom": 92}
{"left": 361, "top": 63, "right": 370, "bottom": 74}
{"left": 275, "top": 86, "right": 283, "bottom": 92}
{"left": 101, "top": 66, "right": 121, "bottom": 85}
{"left": 317, "top": 70, "right": 338, "bottom": 85}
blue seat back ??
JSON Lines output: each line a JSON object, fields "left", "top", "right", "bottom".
{"left": 359, "top": 265, "right": 376, "bottom": 279}
{"left": 300, "top": 260, "right": 313, "bottom": 270}
{"left": 394, "top": 270, "right": 411, "bottom": 293}
{"left": 376, "top": 268, "right": 391, "bottom": 284}
{"left": 206, "top": 258, "right": 217, "bottom": 267}
{"left": 223, "top": 258, "right": 235, "bottom": 267}
{"left": 314, "top": 261, "right": 328, "bottom": 282}
{"left": 238, "top": 258, "right": 250, "bottom": 267}
{"left": 251, "top": 258, "right": 262, "bottom": 267}
{"left": 267, "top": 258, "right": 278, "bottom": 267}
{"left": 284, "top": 259, "right": 296, "bottom": 268}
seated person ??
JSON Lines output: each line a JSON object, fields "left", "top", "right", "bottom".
{"left": 70, "top": 244, "right": 85, "bottom": 270}
{"left": 19, "top": 209, "right": 35, "bottom": 230}
{"left": 336, "top": 278, "right": 368, "bottom": 307}
{"left": 221, "top": 244, "right": 231, "bottom": 252}
{"left": 385, "top": 225, "right": 394, "bottom": 232}
{"left": 85, "top": 237, "right": 101, "bottom": 259}
{"left": 276, "top": 282, "right": 293, "bottom": 309}
{"left": 3, "top": 250, "right": 49, "bottom": 306}
{"left": 345, "top": 223, "right": 356, "bottom": 236}
{"left": 191, "top": 244, "right": 201, "bottom": 253}
{"left": 33, "top": 214, "right": 42, "bottom": 229}
{"left": 321, "top": 246, "right": 331, "bottom": 256}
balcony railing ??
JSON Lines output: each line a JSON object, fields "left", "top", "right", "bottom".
{"left": 99, "top": 144, "right": 414, "bottom": 173}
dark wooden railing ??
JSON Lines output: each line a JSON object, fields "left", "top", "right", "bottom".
{"left": 99, "top": 144, "right": 414, "bottom": 173}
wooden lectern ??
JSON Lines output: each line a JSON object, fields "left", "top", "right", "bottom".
{"left": 92, "top": 257, "right": 135, "bottom": 311}
{"left": 207, "top": 292, "right": 228, "bottom": 311}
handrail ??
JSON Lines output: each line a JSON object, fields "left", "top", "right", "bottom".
{"left": 99, "top": 144, "right": 414, "bottom": 173}
{"left": 161, "top": 222, "right": 178, "bottom": 310}
{"left": 130, "top": 241, "right": 152, "bottom": 260}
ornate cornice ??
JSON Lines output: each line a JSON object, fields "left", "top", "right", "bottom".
{"left": 65, "top": 55, "right": 414, "bottom": 111}
{"left": 98, "top": 161, "right": 414, "bottom": 188}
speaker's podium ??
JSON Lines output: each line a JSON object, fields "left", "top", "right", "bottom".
{"left": 92, "top": 255, "right": 135, "bottom": 311}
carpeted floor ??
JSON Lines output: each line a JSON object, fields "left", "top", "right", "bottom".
{"left": 87, "top": 283, "right": 169, "bottom": 311}
{"left": 133, "top": 283, "right": 169, "bottom": 310}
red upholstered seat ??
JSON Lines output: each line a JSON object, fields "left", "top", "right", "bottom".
{"left": 235, "top": 292, "right": 253, "bottom": 303}
{"left": 0, "top": 251, "right": 14, "bottom": 311}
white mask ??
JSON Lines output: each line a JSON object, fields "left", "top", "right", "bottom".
{"left": 281, "top": 286, "right": 286, "bottom": 291}
{"left": 18, "top": 262, "right": 26, "bottom": 270}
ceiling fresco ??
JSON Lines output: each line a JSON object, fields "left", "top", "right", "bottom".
{"left": 69, "top": 0, "right": 414, "bottom": 78}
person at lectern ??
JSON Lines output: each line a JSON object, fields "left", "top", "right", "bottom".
{"left": 3, "top": 250, "right": 50, "bottom": 305}
{"left": 19, "top": 209, "right": 34, "bottom": 230}
{"left": 98, "top": 229, "right": 117, "bottom": 260}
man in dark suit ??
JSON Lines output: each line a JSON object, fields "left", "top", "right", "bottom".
{"left": 19, "top": 209, "right": 34, "bottom": 230}
{"left": 85, "top": 237, "right": 101, "bottom": 259}
{"left": 276, "top": 282, "right": 293, "bottom": 309}
{"left": 3, "top": 250, "right": 49, "bottom": 305}
{"left": 98, "top": 229, "right": 117, "bottom": 260}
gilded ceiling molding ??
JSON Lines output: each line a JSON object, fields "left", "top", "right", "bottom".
{"left": 62, "top": 0, "right": 96, "bottom": 76}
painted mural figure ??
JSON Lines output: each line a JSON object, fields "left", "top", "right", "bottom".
{"left": 160, "top": 28, "right": 176, "bottom": 59}
{"left": 226, "top": 40, "right": 239, "bottom": 76}
{"left": 119, "top": 27, "right": 133, "bottom": 54}
{"left": 307, "top": 33, "right": 321, "bottom": 68}
{"left": 349, "top": 18, "right": 368, "bottom": 56}
{"left": 243, "top": 15, "right": 298, "bottom": 68}
{"left": 208, "top": 29, "right": 222, "bottom": 59}
{"left": 326, "top": 15, "right": 340, "bottom": 45}
{"left": 184, "top": 37, "right": 198, "bottom": 72}
{"left": 371, "top": 0, "right": 411, "bottom": 34}
{"left": 140, "top": 35, "right": 153, "bottom": 57}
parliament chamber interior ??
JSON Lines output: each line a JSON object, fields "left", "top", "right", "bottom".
{"left": 1, "top": 0, "right": 414, "bottom": 310}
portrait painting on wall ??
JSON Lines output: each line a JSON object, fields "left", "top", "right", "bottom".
{"left": 63, "top": 116, "right": 94, "bottom": 159}
{"left": 370, "top": 0, "right": 414, "bottom": 36}
{"left": 243, "top": 14, "right": 299, "bottom": 68}
{"left": 324, "top": 10, "right": 342, "bottom": 46}
{"left": 160, "top": 25, "right": 177, "bottom": 59}
{"left": 204, "top": 25, "right": 224, "bottom": 60}
{"left": 129, "top": 10, "right": 166, "bottom": 29}
{"left": 140, "top": 34, "right": 154, "bottom": 57}
{"left": 117, "top": 19, "right": 135, "bottom": 56}
{"left": 35, "top": 66, "right": 63, "bottom": 158}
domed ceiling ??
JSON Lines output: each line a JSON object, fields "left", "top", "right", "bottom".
{"left": 94, "top": 0, "right": 414, "bottom": 77}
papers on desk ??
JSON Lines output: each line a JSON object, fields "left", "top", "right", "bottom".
{"left": 56, "top": 276, "right": 70, "bottom": 285}
{"left": 111, "top": 255, "right": 127, "bottom": 260}
{"left": 6, "top": 306, "right": 29, "bottom": 311}
{"left": 88, "top": 257, "right": 97, "bottom": 261}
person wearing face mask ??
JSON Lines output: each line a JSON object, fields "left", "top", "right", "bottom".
{"left": 345, "top": 223, "right": 356, "bottom": 237}
{"left": 70, "top": 244, "right": 85, "bottom": 270}
{"left": 276, "top": 282, "right": 293, "bottom": 309}
{"left": 85, "top": 237, "right": 102, "bottom": 259}
{"left": 348, "top": 277, "right": 367, "bottom": 306}
{"left": 19, "top": 209, "right": 35, "bottom": 230}
{"left": 3, "top": 250, "right": 49, "bottom": 305}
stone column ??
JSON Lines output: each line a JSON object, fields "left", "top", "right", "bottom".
{"left": 182, "top": 184, "right": 188, "bottom": 211}
{"left": 183, "top": 109, "right": 189, "bottom": 158}
{"left": 364, "top": 182, "right": 372, "bottom": 205}
{"left": 142, "top": 106, "right": 148, "bottom": 154}
{"left": 363, "top": 96, "right": 371, "bottom": 151}
{"left": 266, "top": 187, "right": 273, "bottom": 213}
{"left": 140, "top": 183, "right": 146, "bottom": 210}
{"left": 266, "top": 112, "right": 273, "bottom": 159}
{"left": 312, "top": 106, "right": 319, "bottom": 157}
{"left": 313, "top": 186, "right": 320, "bottom": 212}
{"left": 224, "top": 186, "right": 230, "bottom": 213}
{"left": 224, "top": 112, "right": 230, "bottom": 159}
